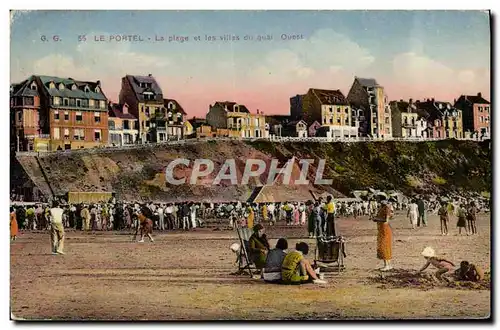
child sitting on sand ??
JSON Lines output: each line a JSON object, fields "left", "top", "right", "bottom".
{"left": 418, "top": 247, "right": 455, "bottom": 282}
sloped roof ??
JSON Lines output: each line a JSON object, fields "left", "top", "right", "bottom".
{"left": 355, "top": 77, "right": 379, "bottom": 88}
{"left": 213, "top": 101, "right": 250, "bottom": 113}
{"left": 125, "top": 75, "right": 163, "bottom": 102}
{"left": 164, "top": 98, "right": 187, "bottom": 115}
{"left": 310, "top": 88, "right": 348, "bottom": 105}
{"left": 108, "top": 103, "right": 137, "bottom": 120}
{"left": 455, "top": 94, "right": 490, "bottom": 107}
{"left": 415, "top": 100, "right": 457, "bottom": 121}
{"left": 37, "top": 75, "right": 107, "bottom": 100}
{"left": 11, "top": 77, "right": 39, "bottom": 97}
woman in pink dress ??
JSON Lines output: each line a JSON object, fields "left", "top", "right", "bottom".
{"left": 293, "top": 203, "right": 300, "bottom": 225}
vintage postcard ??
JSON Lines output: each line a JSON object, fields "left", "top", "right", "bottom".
{"left": 9, "top": 10, "right": 491, "bottom": 321}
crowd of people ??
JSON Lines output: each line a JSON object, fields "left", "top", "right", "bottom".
{"left": 9, "top": 193, "right": 490, "bottom": 238}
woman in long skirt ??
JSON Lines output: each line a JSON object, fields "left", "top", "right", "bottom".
{"left": 375, "top": 201, "right": 394, "bottom": 271}
{"left": 10, "top": 207, "right": 18, "bottom": 241}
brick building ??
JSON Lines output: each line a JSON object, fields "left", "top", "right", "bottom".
{"left": 11, "top": 75, "right": 109, "bottom": 151}
{"left": 454, "top": 93, "right": 490, "bottom": 138}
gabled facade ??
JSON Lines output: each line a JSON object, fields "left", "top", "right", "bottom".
{"left": 119, "top": 74, "right": 164, "bottom": 142}
{"left": 295, "top": 88, "right": 357, "bottom": 138}
{"left": 347, "top": 77, "right": 392, "bottom": 138}
{"left": 308, "top": 120, "right": 321, "bottom": 137}
{"left": 11, "top": 75, "right": 109, "bottom": 151}
{"left": 415, "top": 99, "right": 463, "bottom": 139}
{"left": 454, "top": 93, "right": 490, "bottom": 138}
{"left": 108, "top": 102, "right": 139, "bottom": 146}
{"left": 390, "top": 99, "right": 421, "bottom": 138}
{"left": 206, "top": 101, "right": 268, "bottom": 138}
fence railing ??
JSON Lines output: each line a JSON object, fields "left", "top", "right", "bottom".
{"left": 14, "top": 135, "right": 489, "bottom": 157}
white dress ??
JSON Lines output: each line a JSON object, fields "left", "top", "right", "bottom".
{"left": 408, "top": 203, "right": 418, "bottom": 226}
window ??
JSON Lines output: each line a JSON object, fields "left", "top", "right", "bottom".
{"left": 63, "top": 98, "right": 69, "bottom": 106}
{"left": 478, "top": 106, "right": 483, "bottom": 112}
{"left": 385, "top": 117, "right": 390, "bottom": 124}
{"left": 94, "top": 112, "right": 101, "bottom": 123}
{"left": 74, "top": 129, "right": 80, "bottom": 140}
{"left": 49, "top": 82, "right": 56, "bottom": 89}
{"left": 145, "top": 107, "right": 150, "bottom": 116}
{"left": 336, "top": 118, "right": 340, "bottom": 124}
{"left": 99, "top": 101, "right": 106, "bottom": 109}
{"left": 95, "top": 86, "right": 100, "bottom": 93}
{"left": 345, "top": 108, "right": 349, "bottom": 114}
{"left": 323, "top": 118, "right": 326, "bottom": 124}
{"left": 485, "top": 106, "right": 490, "bottom": 112}
{"left": 89, "top": 99, "right": 95, "bottom": 108}
{"left": 329, "top": 107, "right": 333, "bottom": 113}
{"left": 71, "top": 84, "right": 77, "bottom": 91}
{"left": 485, "top": 116, "right": 490, "bottom": 122}
{"left": 108, "top": 120, "right": 116, "bottom": 130}
{"left": 64, "top": 128, "right": 70, "bottom": 139}
{"left": 30, "top": 82, "right": 37, "bottom": 90}
{"left": 64, "top": 111, "right": 69, "bottom": 121}
{"left": 145, "top": 120, "right": 150, "bottom": 128}
{"left": 123, "top": 120, "right": 130, "bottom": 129}
{"left": 58, "top": 83, "right": 65, "bottom": 90}
{"left": 70, "top": 98, "right": 75, "bottom": 107}
{"left": 76, "top": 112, "right": 83, "bottom": 122}
{"left": 84, "top": 85, "right": 90, "bottom": 93}
{"left": 76, "top": 99, "right": 81, "bottom": 107}
{"left": 54, "top": 97, "right": 61, "bottom": 106}
{"left": 337, "top": 107, "right": 341, "bottom": 113}
{"left": 53, "top": 128, "right": 60, "bottom": 140}
{"left": 54, "top": 111, "right": 60, "bottom": 120}
{"left": 94, "top": 129, "right": 101, "bottom": 141}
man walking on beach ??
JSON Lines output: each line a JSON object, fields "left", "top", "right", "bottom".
{"left": 417, "top": 197, "right": 427, "bottom": 227}
{"left": 49, "top": 201, "right": 65, "bottom": 255}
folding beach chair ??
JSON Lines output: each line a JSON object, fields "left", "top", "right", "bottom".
{"left": 234, "top": 223, "right": 256, "bottom": 277}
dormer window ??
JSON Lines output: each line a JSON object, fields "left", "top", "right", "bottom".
{"left": 447, "top": 104, "right": 451, "bottom": 110}
{"left": 30, "top": 82, "right": 37, "bottom": 91}
{"left": 95, "top": 86, "right": 100, "bottom": 93}
{"left": 438, "top": 103, "right": 443, "bottom": 109}
{"left": 84, "top": 85, "right": 90, "bottom": 93}
{"left": 49, "top": 82, "right": 56, "bottom": 89}
{"left": 168, "top": 112, "right": 173, "bottom": 118}
{"left": 71, "top": 84, "right": 77, "bottom": 91}
{"left": 58, "top": 83, "right": 65, "bottom": 90}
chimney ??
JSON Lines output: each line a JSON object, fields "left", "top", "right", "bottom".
{"left": 477, "top": 92, "right": 482, "bottom": 98}
{"left": 257, "top": 109, "right": 260, "bottom": 114}
{"left": 123, "top": 104, "right": 128, "bottom": 114}
{"left": 148, "top": 74, "right": 152, "bottom": 77}
{"left": 426, "top": 99, "right": 430, "bottom": 102}
{"left": 96, "top": 80, "right": 101, "bottom": 86}
{"left": 432, "top": 98, "right": 435, "bottom": 102}
{"left": 409, "top": 98, "right": 413, "bottom": 104}
{"left": 400, "top": 99, "right": 403, "bottom": 102}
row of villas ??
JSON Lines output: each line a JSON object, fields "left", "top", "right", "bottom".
{"left": 10, "top": 74, "right": 189, "bottom": 152}
{"left": 266, "top": 77, "right": 490, "bottom": 140}
{"left": 11, "top": 74, "right": 490, "bottom": 152}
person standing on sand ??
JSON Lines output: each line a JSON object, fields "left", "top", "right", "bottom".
{"left": 438, "top": 202, "right": 450, "bottom": 236}
{"left": 417, "top": 197, "right": 427, "bottom": 227}
{"left": 456, "top": 204, "right": 468, "bottom": 236}
{"left": 406, "top": 199, "right": 418, "bottom": 229}
{"left": 374, "top": 200, "right": 394, "bottom": 271}
{"left": 466, "top": 201, "right": 478, "bottom": 235}
{"left": 10, "top": 207, "right": 18, "bottom": 241}
{"left": 80, "top": 204, "right": 90, "bottom": 231}
{"left": 49, "top": 201, "right": 65, "bottom": 255}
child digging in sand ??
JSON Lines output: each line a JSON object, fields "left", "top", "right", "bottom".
{"left": 418, "top": 247, "right": 455, "bottom": 282}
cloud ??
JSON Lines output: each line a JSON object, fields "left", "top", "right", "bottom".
{"left": 247, "top": 28, "right": 374, "bottom": 85}
{"left": 390, "top": 52, "right": 490, "bottom": 100}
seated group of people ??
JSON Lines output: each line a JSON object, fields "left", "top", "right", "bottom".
{"left": 247, "top": 224, "right": 327, "bottom": 285}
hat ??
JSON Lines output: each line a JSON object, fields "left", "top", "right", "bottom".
{"left": 230, "top": 243, "right": 240, "bottom": 253}
{"left": 422, "top": 247, "right": 435, "bottom": 258}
